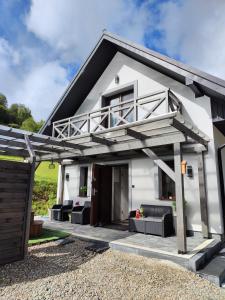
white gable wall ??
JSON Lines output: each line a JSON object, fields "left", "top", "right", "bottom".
{"left": 65, "top": 52, "right": 223, "bottom": 234}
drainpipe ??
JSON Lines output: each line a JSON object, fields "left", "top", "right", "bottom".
{"left": 218, "top": 144, "right": 225, "bottom": 235}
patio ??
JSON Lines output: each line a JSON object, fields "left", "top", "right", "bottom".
{"left": 40, "top": 217, "right": 218, "bottom": 269}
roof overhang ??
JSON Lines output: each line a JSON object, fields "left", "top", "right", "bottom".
{"left": 41, "top": 32, "right": 225, "bottom": 137}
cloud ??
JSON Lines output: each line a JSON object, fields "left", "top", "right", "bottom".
{"left": 154, "top": 0, "right": 225, "bottom": 78}
{"left": 0, "top": 37, "right": 69, "bottom": 120}
{"left": 1, "top": 0, "right": 225, "bottom": 123}
{"left": 26, "top": 0, "right": 150, "bottom": 64}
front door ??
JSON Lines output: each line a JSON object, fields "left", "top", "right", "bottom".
{"left": 90, "top": 164, "right": 112, "bottom": 226}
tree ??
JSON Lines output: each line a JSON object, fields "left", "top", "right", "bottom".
{"left": 0, "top": 94, "right": 7, "bottom": 108}
{"left": 8, "top": 103, "right": 31, "bottom": 126}
{"left": 21, "top": 117, "right": 44, "bottom": 133}
{"left": 21, "top": 117, "right": 39, "bottom": 132}
{"left": 0, "top": 105, "right": 9, "bottom": 125}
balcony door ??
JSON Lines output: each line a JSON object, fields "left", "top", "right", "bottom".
{"left": 103, "top": 89, "right": 134, "bottom": 128}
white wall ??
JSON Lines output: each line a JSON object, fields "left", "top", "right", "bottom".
{"left": 62, "top": 51, "right": 223, "bottom": 234}
{"left": 63, "top": 163, "right": 92, "bottom": 206}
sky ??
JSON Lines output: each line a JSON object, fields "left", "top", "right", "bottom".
{"left": 0, "top": 0, "right": 225, "bottom": 121}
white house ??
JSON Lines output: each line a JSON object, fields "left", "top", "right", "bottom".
{"left": 41, "top": 32, "right": 225, "bottom": 254}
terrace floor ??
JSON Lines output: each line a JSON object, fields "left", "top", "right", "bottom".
{"left": 40, "top": 217, "right": 218, "bottom": 268}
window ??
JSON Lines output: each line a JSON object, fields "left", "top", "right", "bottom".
{"left": 102, "top": 89, "right": 134, "bottom": 127}
{"left": 79, "top": 166, "right": 88, "bottom": 197}
{"left": 159, "top": 160, "right": 175, "bottom": 200}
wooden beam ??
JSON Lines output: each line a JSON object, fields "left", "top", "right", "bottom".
{"left": 36, "top": 132, "right": 186, "bottom": 161}
{"left": 0, "top": 138, "right": 62, "bottom": 154}
{"left": 185, "top": 78, "right": 204, "bottom": 98}
{"left": 142, "top": 148, "right": 175, "bottom": 181}
{"left": 197, "top": 151, "right": 209, "bottom": 238}
{"left": 0, "top": 144, "right": 44, "bottom": 157}
{"left": 172, "top": 118, "right": 208, "bottom": 146}
{"left": 90, "top": 134, "right": 116, "bottom": 146}
{"left": 126, "top": 128, "right": 147, "bottom": 140}
{"left": 0, "top": 125, "right": 87, "bottom": 151}
{"left": 174, "top": 142, "right": 187, "bottom": 254}
{"left": 23, "top": 136, "right": 36, "bottom": 256}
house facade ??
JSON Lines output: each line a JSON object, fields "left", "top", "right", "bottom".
{"left": 41, "top": 32, "right": 225, "bottom": 252}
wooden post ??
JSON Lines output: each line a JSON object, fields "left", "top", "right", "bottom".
{"left": 197, "top": 151, "right": 209, "bottom": 238}
{"left": 23, "top": 135, "right": 36, "bottom": 256}
{"left": 174, "top": 142, "right": 187, "bottom": 254}
{"left": 58, "top": 164, "right": 65, "bottom": 204}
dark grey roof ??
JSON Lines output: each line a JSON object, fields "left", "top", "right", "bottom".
{"left": 41, "top": 31, "right": 225, "bottom": 135}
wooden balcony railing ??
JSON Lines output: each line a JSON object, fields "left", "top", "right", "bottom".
{"left": 52, "top": 89, "right": 182, "bottom": 139}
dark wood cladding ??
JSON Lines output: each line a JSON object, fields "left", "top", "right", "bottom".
{"left": 0, "top": 160, "right": 31, "bottom": 266}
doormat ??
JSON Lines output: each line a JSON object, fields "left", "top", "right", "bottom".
{"left": 85, "top": 242, "right": 109, "bottom": 253}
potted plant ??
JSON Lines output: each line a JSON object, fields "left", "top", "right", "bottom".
{"left": 79, "top": 186, "right": 87, "bottom": 197}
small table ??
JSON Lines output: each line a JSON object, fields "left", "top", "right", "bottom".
{"left": 30, "top": 220, "right": 44, "bottom": 238}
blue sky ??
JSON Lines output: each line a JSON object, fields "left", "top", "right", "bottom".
{"left": 0, "top": 0, "right": 225, "bottom": 121}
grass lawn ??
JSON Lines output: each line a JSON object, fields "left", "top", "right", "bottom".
{"left": 29, "top": 228, "right": 70, "bottom": 246}
{"left": 35, "top": 161, "right": 58, "bottom": 182}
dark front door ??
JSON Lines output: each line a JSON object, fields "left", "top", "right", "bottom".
{"left": 90, "top": 164, "right": 112, "bottom": 226}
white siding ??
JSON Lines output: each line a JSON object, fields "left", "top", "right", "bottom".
{"left": 60, "top": 51, "right": 224, "bottom": 234}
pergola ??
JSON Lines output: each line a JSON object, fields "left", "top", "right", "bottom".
{"left": 0, "top": 111, "right": 209, "bottom": 254}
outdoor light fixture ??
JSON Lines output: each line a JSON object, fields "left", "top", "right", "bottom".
{"left": 66, "top": 173, "right": 70, "bottom": 181}
{"left": 115, "top": 75, "right": 120, "bottom": 84}
{"left": 186, "top": 165, "right": 193, "bottom": 178}
{"left": 48, "top": 159, "right": 55, "bottom": 170}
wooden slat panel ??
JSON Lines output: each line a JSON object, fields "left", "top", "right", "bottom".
{"left": 0, "top": 160, "right": 31, "bottom": 265}
{"left": 0, "top": 202, "right": 26, "bottom": 209}
{"left": 0, "top": 223, "right": 23, "bottom": 230}
{"left": 0, "top": 247, "right": 22, "bottom": 258}
{"left": 0, "top": 182, "right": 28, "bottom": 191}
{"left": 0, "top": 168, "right": 30, "bottom": 176}
{"left": 0, "top": 253, "right": 23, "bottom": 265}
{"left": 0, "top": 160, "right": 30, "bottom": 170}
{"left": 0, "top": 231, "right": 23, "bottom": 241}
{"left": 0, "top": 171, "right": 30, "bottom": 179}
{"left": 0, "top": 207, "right": 25, "bottom": 213}
{"left": 1, "top": 214, "right": 24, "bottom": 225}
{"left": 0, "top": 225, "right": 23, "bottom": 234}
{"left": 0, "top": 192, "right": 27, "bottom": 199}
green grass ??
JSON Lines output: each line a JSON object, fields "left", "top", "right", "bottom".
{"left": 35, "top": 161, "right": 58, "bottom": 183}
{"left": 0, "top": 155, "right": 23, "bottom": 162}
{"left": 28, "top": 228, "right": 69, "bottom": 246}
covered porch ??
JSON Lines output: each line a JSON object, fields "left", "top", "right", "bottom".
{"left": 0, "top": 98, "right": 210, "bottom": 255}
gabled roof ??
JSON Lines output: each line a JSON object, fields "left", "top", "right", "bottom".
{"left": 41, "top": 31, "right": 225, "bottom": 135}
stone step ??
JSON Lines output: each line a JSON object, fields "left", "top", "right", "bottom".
{"left": 188, "top": 239, "right": 222, "bottom": 272}
{"left": 197, "top": 247, "right": 225, "bottom": 286}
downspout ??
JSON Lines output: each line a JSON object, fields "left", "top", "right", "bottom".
{"left": 218, "top": 144, "right": 225, "bottom": 234}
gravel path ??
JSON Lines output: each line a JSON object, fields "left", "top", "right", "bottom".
{"left": 0, "top": 237, "right": 224, "bottom": 300}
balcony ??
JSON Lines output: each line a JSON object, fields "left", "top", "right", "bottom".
{"left": 52, "top": 89, "right": 182, "bottom": 140}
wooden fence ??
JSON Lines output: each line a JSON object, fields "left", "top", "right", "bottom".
{"left": 0, "top": 160, "right": 32, "bottom": 265}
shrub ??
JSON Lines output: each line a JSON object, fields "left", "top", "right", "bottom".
{"left": 32, "top": 180, "right": 57, "bottom": 216}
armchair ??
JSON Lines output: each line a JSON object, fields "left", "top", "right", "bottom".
{"left": 71, "top": 201, "right": 91, "bottom": 225}
{"left": 51, "top": 200, "right": 73, "bottom": 221}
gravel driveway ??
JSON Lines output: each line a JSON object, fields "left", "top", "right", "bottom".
{"left": 0, "top": 237, "right": 224, "bottom": 300}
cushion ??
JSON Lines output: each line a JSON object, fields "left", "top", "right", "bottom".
{"left": 140, "top": 205, "right": 172, "bottom": 217}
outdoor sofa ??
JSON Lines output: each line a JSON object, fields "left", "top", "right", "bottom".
{"left": 71, "top": 201, "right": 91, "bottom": 225}
{"left": 129, "top": 204, "right": 174, "bottom": 237}
{"left": 50, "top": 200, "right": 73, "bottom": 221}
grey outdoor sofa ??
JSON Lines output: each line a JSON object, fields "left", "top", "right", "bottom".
{"left": 129, "top": 204, "right": 174, "bottom": 237}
